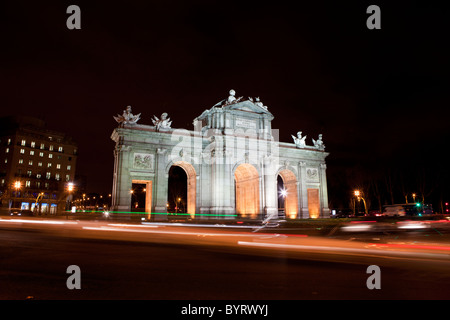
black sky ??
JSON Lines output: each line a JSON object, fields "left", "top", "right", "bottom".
{"left": 1, "top": 1, "right": 449, "bottom": 207}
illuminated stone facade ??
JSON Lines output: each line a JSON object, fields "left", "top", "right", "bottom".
{"left": 111, "top": 91, "right": 329, "bottom": 220}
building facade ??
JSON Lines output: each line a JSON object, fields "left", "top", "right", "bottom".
{"left": 111, "top": 90, "right": 329, "bottom": 220}
{"left": 0, "top": 116, "right": 78, "bottom": 214}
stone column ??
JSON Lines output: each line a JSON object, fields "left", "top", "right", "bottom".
{"left": 153, "top": 148, "right": 168, "bottom": 221}
{"left": 298, "top": 161, "right": 309, "bottom": 218}
{"left": 263, "top": 155, "right": 278, "bottom": 219}
{"left": 319, "top": 163, "right": 330, "bottom": 218}
{"left": 112, "top": 145, "right": 132, "bottom": 212}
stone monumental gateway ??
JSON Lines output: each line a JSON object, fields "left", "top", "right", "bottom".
{"left": 111, "top": 90, "right": 329, "bottom": 220}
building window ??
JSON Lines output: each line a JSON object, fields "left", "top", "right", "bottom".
{"left": 40, "top": 143, "right": 45, "bottom": 149}
{"left": 18, "top": 159, "right": 23, "bottom": 164}
{"left": 49, "top": 145, "right": 54, "bottom": 151}
{"left": 36, "top": 174, "right": 41, "bottom": 179}
{"left": 5, "top": 148, "right": 9, "bottom": 153}
{"left": 30, "top": 150, "right": 34, "bottom": 156}
{"left": 46, "top": 172, "right": 51, "bottom": 179}
{"left": 27, "top": 170, "right": 32, "bottom": 177}
{"left": 7, "top": 139, "right": 11, "bottom": 145}
{"left": 56, "top": 164, "right": 61, "bottom": 169}
{"left": 65, "top": 174, "right": 70, "bottom": 182}
{"left": 4, "top": 159, "right": 7, "bottom": 164}
{"left": 39, "top": 152, "right": 44, "bottom": 157}
{"left": 47, "top": 163, "right": 52, "bottom": 168}
{"left": 28, "top": 160, "right": 33, "bottom": 165}
{"left": 58, "top": 146, "right": 63, "bottom": 152}
{"left": 21, "top": 140, "right": 26, "bottom": 146}
{"left": 38, "top": 162, "right": 43, "bottom": 167}
{"left": 48, "top": 136, "right": 53, "bottom": 141}
{"left": 1, "top": 179, "right": 4, "bottom": 185}
{"left": 26, "top": 181, "right": 31, "bottom": 188}
{"left": 20, "top": 148, "right": 25, "bottom": 154}
{"left": 31, "top": 141, "right": 35, "bottom": 148}
{"left": 67, "top": 165, "right": 71, "bottom": 171}
{"left": 49, "top": 154, "right": 53, "bottom": 159}
{"left": 44, "top": 182, "right": 49, "bottom": 189}
{"left": 36, "top": 181, "right": 41, "bottom": 188}
{"left": 55, "top": 173, "right": 60, "bottom": 181}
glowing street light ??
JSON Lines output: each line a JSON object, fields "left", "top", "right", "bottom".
{"left": 14, "top": 181, "right": 21, "bottom": 190}
{"left": 279, "top": 189, "right": 287, "bottom": 198}
{"left": 67, "top": 182, "right": 74, "bottom": 192}
{"left": 353, "top": 189, "right": 367, "bottom": 216}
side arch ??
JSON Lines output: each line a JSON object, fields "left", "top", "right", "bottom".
{"left": 166, "top": 160, "right": 197, "bottom": 218}
{"left": 277, "top": 168, "right": 299, "bottom": 219}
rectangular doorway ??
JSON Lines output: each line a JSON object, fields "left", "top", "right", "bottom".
{"left": 307, "top": 188, "right": 320, "bottom": 219}
{"left": 131, "top": 180, "right": 152, "bottom": 219}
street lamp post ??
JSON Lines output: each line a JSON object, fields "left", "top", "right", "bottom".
{"left": 354, "top": 190, "right": 368, "bottom": 216}
{"left": 13, "top": 181, "right": 21, "bottom": 211}
{"left": 66, "top": 182, "right": 75, "bottom": 218}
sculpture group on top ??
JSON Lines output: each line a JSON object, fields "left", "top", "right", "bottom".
{"left": 113, "top": 105, "right": 141, "bottom": 126}
{"left": 292, "top": 131, "right": 325, "bottom": 151}
{"left": 114, "top": 106, "right": 172, "bottom": 131}
{"left": 215, "top": 89, "right": 269, "bottom": 111}
{"left": 152, "top": 113, "right": 172, "bottom": 131}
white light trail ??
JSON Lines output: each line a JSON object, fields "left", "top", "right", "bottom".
{"left": 0, "top": 219, "right": 77, "bottom": 225}
{"left": 82, "top": 226, "right": 271, "bottom": 238}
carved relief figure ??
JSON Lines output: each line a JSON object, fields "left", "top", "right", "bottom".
{"left": 134, "top": 153, "right": 153, "bottom": 170}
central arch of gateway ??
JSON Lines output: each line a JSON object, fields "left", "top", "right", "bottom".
{"left": 111, "top": 90, "right": 330, "bottom": 220}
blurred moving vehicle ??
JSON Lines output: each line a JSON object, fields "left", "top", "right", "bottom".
{"left": 10, "top": 210, "right": 34, "bottom": 217}
{"left": 383, "top": 205, "right": 406, "bottom": 217}
{"left": 382, "top": 203, "right": 433, "bottom": 217}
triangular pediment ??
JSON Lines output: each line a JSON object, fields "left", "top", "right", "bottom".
{"left": 226, "top": 100, "right": 273, "bottom": 117}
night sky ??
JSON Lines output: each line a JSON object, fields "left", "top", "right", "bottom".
{"left": 1, "top": 1, "right": 449, "bottom": 209}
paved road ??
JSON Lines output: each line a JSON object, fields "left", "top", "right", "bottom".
{"left": 1, "top": 218, "right": 449, "bottom": 300}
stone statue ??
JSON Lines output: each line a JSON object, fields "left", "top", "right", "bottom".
{"left": 114, "top": 105, "right": 141, "bottom": 126}
{"left": 152, "top": 112, "right": 172, "bottom": 131}
{"left": 291, "top": 131, "right": 307, "bottom": 148}
{"left": 312, "top": 134, "right": 325, "bottom": 150}
{"left": 254, "top": 97, "right": 268, "bottom": 110}
{"left": 228, "top": 89, "right": 237, "bottom": 104}
{"left": 224, "top": 89, "right": 243, "bottom": 106}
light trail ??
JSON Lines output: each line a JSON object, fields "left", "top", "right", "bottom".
{"left": 237, "top": 241, "right": 450, "bottom": 260}
{"left": 142, "top": 222, "right": 257, "bottom": 229}
{"left": 107, "top": 223, "right": 159, "bottom": 228}
{"left": 82, "top": 226, "right": 274, "bottom": 238}
{"left": 0, "top": 218, "right": 78, "bottom": 225}
{"left": 369, "top": 243, "right": 450, "bottom": 251}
